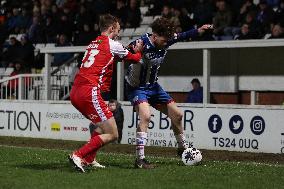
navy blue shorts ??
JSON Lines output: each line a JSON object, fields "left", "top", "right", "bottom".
{"left": 126, "top": 82, "right": 173, "bottom": 106}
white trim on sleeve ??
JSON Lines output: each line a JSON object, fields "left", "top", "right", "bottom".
{"left": 109, "top": 38, "right": 129, "bottom": 58}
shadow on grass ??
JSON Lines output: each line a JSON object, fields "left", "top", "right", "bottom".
{"left": 100, "top": 161, "right": 135, "bottom": 169}
{"left": 14, "top": 161, "right": 77, "bottom": 172}
{"left": 99, "top": 159, "right": 182, "bottom": 170}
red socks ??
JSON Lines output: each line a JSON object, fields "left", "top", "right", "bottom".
{"left": 75, "top": 131, "right": 103, "bottom": 163}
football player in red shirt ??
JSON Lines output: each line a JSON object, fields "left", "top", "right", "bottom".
{"left": 68, "top": 14, "right": 143, "bottom": 172}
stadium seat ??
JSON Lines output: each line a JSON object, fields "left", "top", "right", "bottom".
{"left": 263, "top": 34, "right": 272, "bottom": 39}
{"left": 0, "top": 68, "right": 5, "bottom": 76}
{"left": 8, "top": 34, "right": 17, "bottom": 39}
{"left": 41, "top": 67, "right": 46, "bottom": 74}
{"left": 219, "top": 35, "right": 233, "bottom": 41}
{"left": 120, "top": 28, "right": 135, "bottom": 37}
{"left": 120, "top": 36, "right": 131, "bottom": 41}
{"left": 139, "top": 24, "right": 149, "bottom": 28}
{"left": 45, "top": 43, "right": 56, "bottom": 47}
{"left": 141, "top": 16, "right": 154, "bottom": 25}
{"left": 3, "top": 67, "right": 14, "bottom": 76}
{"left": 64, "top": 66, "right": 72, "bottom": 75}
{"left": 153, "top": 15, "right": 161, "bottom": 21}
{"left": 34, "top": 43, "right": 45, "bottom": 50}
{"left": 140, "top": 6, "right": 149, "bottom": 15}
{"left": 146, "top": 27, "right": 152, "bottom": 34}
{"left": 16, "top": 34, "right": 24, "bottom": 41}
{"left": 133, "top": 27, "right": 147, "bottom": 37}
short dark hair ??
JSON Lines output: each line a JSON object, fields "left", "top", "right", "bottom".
{"left": 151, "top": 17, "right": 175, "bottom": 38}
{"left": 99, "top": 14, "right": 118, "bottom": 32}
{"left": 191, "top": 78, "right": 200, "bottom": 85}
{"left": 109, "top": 99, "right": 117, "bottom": 104}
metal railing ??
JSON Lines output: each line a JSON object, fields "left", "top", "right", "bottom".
{"left": 0, "top": 73, "right": 72, "bottom": 101}
{"left": 0, "top": 74, "right": 44, "bottom": 100}
{"left": 38, "top": 39, "right": 284, "bottom": 104}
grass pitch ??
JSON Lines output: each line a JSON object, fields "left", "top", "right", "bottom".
{"left": 0, "top": 144, "right": 284, "bottom": 189}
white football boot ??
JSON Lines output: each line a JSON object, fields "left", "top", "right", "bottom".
{"left": 89, "top": 160, "right": 106, "bottom": 168}
{"left": 68, "top": 154, "right": 85, "bottom": 173}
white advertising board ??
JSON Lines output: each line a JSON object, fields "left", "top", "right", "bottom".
{"left": 0, "top": 101, "right": 90, "bottom": 141}
{"left": 1, "top": 101, "right": 284, "bottom": 154}
{"left": 120, "top": 104, "right": 284, "bottom": 154}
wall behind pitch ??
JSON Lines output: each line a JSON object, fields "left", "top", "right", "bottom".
{"left": 162, "top": 47, "right": 284, "bottom": 76}
{"left": 0, "top": 101, "right": 90, "bottom": 141}
{"left": 121, "top": 103, "right": 284, "bottom": 154}
{"left": 1, "top": 101, "right": 284, "bottom": 154}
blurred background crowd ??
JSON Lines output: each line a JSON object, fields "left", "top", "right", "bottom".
{"left": 0, "top": 0, "right": 283, "bottom": 72}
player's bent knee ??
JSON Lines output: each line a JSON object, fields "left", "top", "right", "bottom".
{"left": 172, "top": 111, "right": 183, "bottom": 122}
{"left": 140, "top": 114, "right": 151, "bottom": 124}
{"left": 111, "top": 132, "right": 119, "bottom": 142}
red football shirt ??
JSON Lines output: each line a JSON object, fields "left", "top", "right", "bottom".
{"left": 73, "top": 35, "right": 141, "bottom": 92}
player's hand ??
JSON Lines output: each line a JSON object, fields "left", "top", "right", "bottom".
{"left": 198, "top": 24, "right": 214, "bottom": 34}
{"left": 133, "top": 39, "right": 144, "bottom": 53}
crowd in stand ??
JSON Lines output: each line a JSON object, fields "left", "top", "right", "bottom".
{"left": 0, "top": 0, "right": 283, "bottom": 72}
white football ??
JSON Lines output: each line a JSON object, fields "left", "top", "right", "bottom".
{"left": 181, "top": 147, "right": 202, "bottom": 166}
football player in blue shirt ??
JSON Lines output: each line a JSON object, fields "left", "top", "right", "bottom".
{"left": 125, "top": 17, "right": 212, "bottom": 169}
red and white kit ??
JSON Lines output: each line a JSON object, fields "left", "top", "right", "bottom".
{"left": 70, "top": 35, "right": 141, "bottom": 123}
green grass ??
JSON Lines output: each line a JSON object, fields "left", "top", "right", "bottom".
{"left": 0, "top": 145, "right": 284, "bottom": 189}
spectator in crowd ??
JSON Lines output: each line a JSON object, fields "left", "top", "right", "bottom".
{"left": 161, "top": 5, "right": 173, "bottom": 20}
{"left": 18, "top": 34, "right": 34, "bottom": 72}
{"left": 113, "top": 0, "right": 127, "bottom": 28}
{"left": 92, "top": 0, "right": 110, "bottom": 16}
{"left": 170, "top": 8, "right": 183, "bottom": 32}
{"left": 147, "top": 0, "right": 171, "bottom": 16}
{"left": 18, "top": 8, "right": 32, "bottom": 33}
{"left": 75, "top": 23, "right": 97, "bottom": 46}
{"left": 192, "top": 0, "right": 214, "bottom": 27}
{"left": 213, "top": 0, "right": 233, "bottom": 37}
{"left": 234, "top": 23, "right": 256, "bottom": 39}
{"left": 74, "top": 5, "right": 93, "bottom": 31}
{"left": 7, "top": 61, "right": 26, "bottom": 98}
{"left": 233, "top": 11, "right": 262, "bottom": 39}
{"left": 224, "top": 0, "right": 258, "bottom": 38}
{"left": 63, "top": 0, "right": 78, "bottom": 12}
{"left": 56, "top": 0, "right": 66, "bottom": 9}
{"left": 2, "top": 36, "right": 21, "bottom": 68}
{"left": 108, "top": 99, "right": 124, "bottom": 143}
{"left": 267, "top": 0, "right": 280, "bottom": 8}
{"left": 178, "top": 7, "right": 195, "bottom": 31}
{"left": 51, "top": 4, "right": 60, "bottom": 23}
{"left": 56, "top": 12, "right": 73, "bottom": 40}
{"left": 256, "top": 0, "right": 274, "bottom": 35}
{"left": 125, "top": 0, "right": 141, "bottom": 28}
{"left": 268, "top": 23, "right": 284, "bottom": 38}
{"left": 9, "top": 8, "right": 22, "bottom": 34}
{"left": 273, "top": 0, "right": 284, "bottom": 25}
{"left": 89, "top": 99, "right": 124, "bottom": 144}
{"left": 237, "top": 0, "right": 258, "bottom": 26}
{"left": 5, "top": 10, "right": 15, "bottom": 33}
{"left": 186, "top": 78, "right": 203, "bottom": 103}
{"left": 43, "top": 15, "right": 57, "bottom": 43}
{"left": 161, "top": 5, "right": 181, "bottom": 32}
{"left": 28, "top": 15, "right": 45, "bottom": 43}
{"left": 52, "top": 34, "right": 73, "bottom": 66}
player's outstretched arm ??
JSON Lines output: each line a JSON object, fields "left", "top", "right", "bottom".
{"left": 167, "top": 24, "right": 213, "bottom": 46}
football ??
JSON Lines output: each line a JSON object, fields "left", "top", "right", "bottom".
{"left": 181, "top": 147, "right": 202, "bottom": 166}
